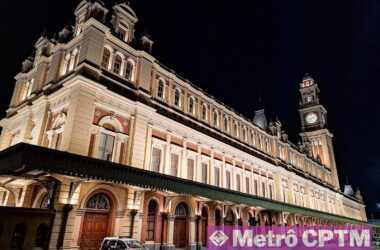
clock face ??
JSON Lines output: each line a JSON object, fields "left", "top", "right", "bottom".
{"left": 305, "top": 112, "right": 318, "bottom": 124}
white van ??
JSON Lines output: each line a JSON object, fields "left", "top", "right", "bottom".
{"left": 100, "top": 237, "right": 146, "bottom": 250}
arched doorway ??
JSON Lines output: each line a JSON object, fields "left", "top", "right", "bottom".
{"left": 173, "top": 203, "right": 189, "bottom": 249}
{"left": 248, "top": 213, "right": 257, "bottom": 227}
{"left": 146, "top": 200, "right": 158, "bottom": 242}
{"left": 224, "top": 209, "right": 235, "bottom": 226}
{"left": 215, "top": 209, "right": 222, "bottom": 226}
{"left": 80, "top": 192, "right": 112, "bottom": 250}
{"left": 200, "top": 207, "right": 208, "bottom": 247}
{"left": 10, "top": 223, "right": 27, "bottom": 250}
{"left": 34, "top": 223, "right": 49, "bottom": 250}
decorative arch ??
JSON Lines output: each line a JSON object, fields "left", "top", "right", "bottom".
{"left": 79, "top": 186, "right": 120, "bottom": 211}
{"left": 170, "top": 198, "right": 195, "bottom": 217}
{"left": 32, "top": 188, "right": 49, "bottom": 209}
{"left": 98, "top": 115, "right": 124, "bottom": 134}
{"left": 224, "top": 208, "right": 236, "bottom": 226}
{"left": 0, "top": 186, "right": 15, "bottom": 206}
{"left": 175, "top": 202, "right": 189, "bottom": 217}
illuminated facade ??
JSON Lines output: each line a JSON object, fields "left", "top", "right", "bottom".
{"left": 0, "top": 1, "right": 366, "bottom": 250}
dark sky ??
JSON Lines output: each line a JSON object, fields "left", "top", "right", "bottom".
{"left": 1, "top": 1, "right": 379, "bottom": 215}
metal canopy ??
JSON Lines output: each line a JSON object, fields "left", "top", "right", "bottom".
{"left": 0, "top": 143, "right": 364, "bottom": 224}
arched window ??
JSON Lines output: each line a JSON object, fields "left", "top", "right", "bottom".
{"left": 174, "top": 89, "right": 181, "bottom": 107}
{"left": 10, "top": 223, "right": 27, "bottom": 250}
{"left": 251, "top": 131, "right": 255, "bottom": 145}
{"left": 19, "top": 79, "right": 34, "bottom": 102}
{"left": 86, "top": 193, "right": 110, "bottom": 210}
{"left": 224, "top": 116, "right": 229, "bottom": 132}
{"left": 248, "top": 213, "right": 257, "bottom": 226}
{"left": 101, "top": 48, "right": 111, "bottom": 69}
{"left": 201, "top": 104, "right": 208, "bottom": 121}
{"left": 175, "top": 203, "right": 188, "bottom": 217}
{"left": 125, "top": 59, "right": 135, "bottom": 81}
{"left": 188, "top": 97, "right": 195, "bottom": 115}
{"left": 113, "top": 55, "right": 123, "bottom": 75}
{"left": 157, "top": 79, "right": 165, "bottom": 99}
{"left": 234, "top": 122, "right": 239, "bottom": 137}
{"left": 213, "top": 110, "right": 219, "bottom": 127}
{"left": 62, "top": 53, "right": 71, "bottom": 75}
{"left": 98, "top": 123, "right": 116, "bottom": 161}
{"left": 242, "top": 127, "right": 247, "bottom": 141}
{"left": 224, "top": 209, "right": 235, "bottom": 226}
{"left": 147, "top": 200, "right": 158, "bottom": 241}
{"left": 34, "top": 224, "right": 49, "bottom": 249}
{"left": 67, "top": 48, "right": 79, "bottom": 73}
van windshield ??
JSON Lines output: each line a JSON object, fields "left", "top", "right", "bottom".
{"left": 126, "top": 240, "right": 143, "bottom": 248}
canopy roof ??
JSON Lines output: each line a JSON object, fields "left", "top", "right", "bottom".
{"left": 0, "top": 143, "right": 364, "bottom": 224}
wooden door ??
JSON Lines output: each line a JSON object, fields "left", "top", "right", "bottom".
{"left": 173, "top": 218, "right": 187, "bottom": 248}
{"left": 200, "top": 217, "right": 207, "bottom": 247}
{"left": 80, "top": 212, "right": 109, "bottom": 250}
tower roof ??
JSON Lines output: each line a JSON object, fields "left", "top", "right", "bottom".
{"left": 302, "top": 73, "right": 314, "bottom": 81}
{"left": 253, "top": 109, "right": 268, "bottom": 130}
{"left": 115, "top": 1, "right": 138, "bottom": 19}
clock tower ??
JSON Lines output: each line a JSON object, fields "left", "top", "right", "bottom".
{"left": 298, "top": 74, "right": 340, "bottom": 190}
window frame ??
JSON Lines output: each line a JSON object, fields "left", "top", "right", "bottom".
{"left": 201, "top": 162, "right": 208, "bottom": 184}
{"left": 174, "top": 88, "right": 182, "bottom": 108}
{"left": 125, "top": 59, "right": 136, "bottom": 82}
{"left": 201, "top": 104, "right": 208, "bottom": 121}
{"left": 157, "top": 79, "right": 165, "bottom": 99}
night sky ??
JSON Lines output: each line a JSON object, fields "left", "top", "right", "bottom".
{"left": 1, "top": 1, "right": 379, "bottom": 215}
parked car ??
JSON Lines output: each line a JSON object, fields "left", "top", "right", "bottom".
{"left": 100, "top": 237, "right": 146, "bottom": 250}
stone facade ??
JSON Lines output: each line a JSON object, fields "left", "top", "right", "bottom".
{"left": 0, "top": 1, "right": 367, "bottom": 250}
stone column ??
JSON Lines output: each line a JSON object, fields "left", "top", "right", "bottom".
{"left": 181, "top": 140, "right": 188, "bottom": 179}
{"left": 196, "top": 143, "right": 202, "bottom": 182}
{"left": 133, "top": 212, "right": 144, "bottom": 241}
{"left": 162, "top": 215, "right": 175, "bottom": 250}
{"left": 143, "top": 125, "right": 153, "bottom": 170}
{"left": 221, "top": 156, "right": 226, "bottom": 188}
{"left": 189, "top": 216, "right": 197, "bottom": 250}
{"left": 164, "top": 134, "right": 172, "bottom": 174}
